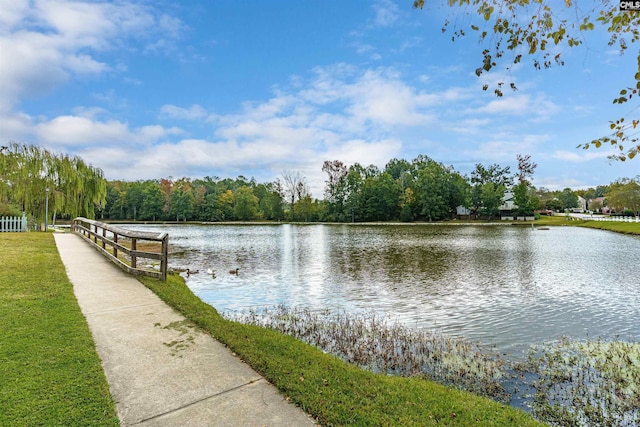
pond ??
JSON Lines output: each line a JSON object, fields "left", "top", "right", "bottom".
{"left": 126, "top": 224, "right": 640, "bottom": 357}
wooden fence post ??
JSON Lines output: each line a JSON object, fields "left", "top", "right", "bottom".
{"left": 161, "top": 234, "right": 168, "bottom": 282}
{"left": 131, "top": 238, "right": 137, "bottom": 269}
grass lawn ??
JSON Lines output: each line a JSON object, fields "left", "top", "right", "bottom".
{"left": 0, "top": 233, "right": 118, "bottom": 427}
{"left": 534, "top": 215, "right": 640, "bottom": 235}
{"left": 139, "top": 273, "right": 541, "bottom": 426}
{"left": 574, "top": 219, "right": 640, "bottom": 235}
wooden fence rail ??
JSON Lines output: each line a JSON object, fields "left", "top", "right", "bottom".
{"left": 71, "top": 217, "right": 168, "bottom": 281}
{"left": 0, "top": 215, "right": 27, "bottom": 232}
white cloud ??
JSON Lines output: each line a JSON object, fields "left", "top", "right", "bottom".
{"left": 461, "top": 132, "right": 551, "bottom": 163}
{"left": 470, "top": 92, "right": 560, "bottom": 123}
{"left": 35, "top": 116, "right": 131, "bottom": 145}
{"left": 344, "top": 70, "right": 436, "bottom": 126}
{"left": 0, "top": 110, "right": 34, "bottom": 142}
{"left": 371, "top": 0, "right": 401, "bottom": 28}
{"left": 552, "top": 149, "right": 615, "bottom": 162}
{"left": 354, "top": 43, "right": 376, "bottom": 55}
{"left": 0, "top": 0, "right": 30, "bottom": 31}
{"left": 33, "top": 115, "right": 183, "bottom": 147}
{"left": 449, "top": 118, "right": 491, "bottom": 134}
{"left": 85, "top": 135, "right": 402, "bottom": 197}
{"left": 63, "top": 64, "right": 422, "bottom": 196}
{"left": 0, "top": 0, "right": 182, "bottom": 111}
{"left": 160, "top": 104, "right": 210, "bottom": 121}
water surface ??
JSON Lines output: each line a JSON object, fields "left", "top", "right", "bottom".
{"left": 128, "top": 224, "right": 640, "bottom": 356}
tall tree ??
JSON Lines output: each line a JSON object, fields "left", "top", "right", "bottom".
{"left": 416, "top": 159, "right": 451, "bottom": 221}
{"left": 413, "top": 1, "right": 640, "bottom": 161}
{"left": 343, "top": 164, "right": 369, "bottom": 222}
{"left": 470, "top": 163, "right": 512, "bottom": 218}
{"left": 139, "top": 181, "right": 164, "bottom": 221}
{"left": 217, "top": 190, "right": 235, "bottom": 220}
{"left": 513, "top": 154, "right": 538, "bottom": 216}
{"left": 256, "top": 181, "right": 284, "bottom": 220}
{"left": 281, "top": 170, "right": 307, "bottom": 221}
{"left": 104, "top": 181, "right": 128, "bottom": 219}
{"left": 322, "top": 160, "right": 349, "bottom": 221}
{"left": 606, "top": 177, "right": 640, "bottom": 214}
{"left": 558, "top": 188, "right": 579, "bottom": 210}
{"left": 158, "top": 177, "right": 173, "bottom": 216}
{"left": 234, "top": 185, "right": 259, "bottom": 220}
{"left": 0, "top": 143, "right": 106, "bottom": 223}
{"left": 479, "top": 182, "right": 506, "bottom": 219}
{"left": 169, "top": 188, "right": 194, "bottom": 221}
{"left": 448, "top": 171, "right": 471, "bottom": 216}
{"left": 126, "top": 182, "right": 144, "bottom": 221}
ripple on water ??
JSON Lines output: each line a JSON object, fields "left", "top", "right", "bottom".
{"left": 124, "top": 224, "right": 640, "bottom": 357}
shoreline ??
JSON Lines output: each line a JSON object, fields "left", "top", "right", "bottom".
{"left": 97, "top": 217, "right": 639, "bottom": 235}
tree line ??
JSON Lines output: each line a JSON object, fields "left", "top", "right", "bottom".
{"left": 2, "top": 143, "right": 639, "bottom": 224}
{"left": 99, "top": 155, "right": 638, "bottom": 222}
{"left": 0, "top": 143, "right": 106, "bottom": 225}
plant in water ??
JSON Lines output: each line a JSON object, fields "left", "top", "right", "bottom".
{"left": 226, "top": 305, "right": 509, "bottom": 401}
{"left": 523, "top": 338, "right": 639, "bottom": 427}
{"left": 227, "top": 305, "right": 640, "bottom": 427}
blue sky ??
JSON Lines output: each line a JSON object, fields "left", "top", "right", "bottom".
{"left": 1, "top": 0, "right": 638, "bottom": 197}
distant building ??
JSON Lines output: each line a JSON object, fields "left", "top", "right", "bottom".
{"left": 573, "top": 196, "right": 587, "bottom": 213}
{"left": 588, "top": 197, "right": 607, "bottom": 213}
{"left": 499, "top": 191, "right": 515, "bottom": 211}
{"left": 455, "top": 190, "right": 530, "bottom": 220}
{"left": 456, "top": 205, "right": 471, "bottom": 216}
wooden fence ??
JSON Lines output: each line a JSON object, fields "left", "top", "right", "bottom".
{"left": 71, "top": 217, "right": 168, "bottom": 281}
{"left": 0, "top": 215, "right": 27, "bottom": 232}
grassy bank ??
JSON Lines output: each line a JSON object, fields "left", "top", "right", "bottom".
{"left": 574, "top": 220, "right": 640, "bottom": 235}
{"left": 0, "top": 233, "right": 118, "bottom": 427}
{"left": 139, "top": 274, "right": 540, "bottom": 426}
{"left": 531, "top": 215, "right": 640, "bottom": 235}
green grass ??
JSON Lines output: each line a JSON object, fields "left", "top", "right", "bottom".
{"left": 533, "top": 215, "right": 640, "bottom": 235}
{"left": 0, "top": 233, "right": 118, "bottom": 427}
{"left": 574, "top": 219, "right": 640, "bottom": 235}
{"left": 139, "top": 274, "right": 541, "bottom": 426}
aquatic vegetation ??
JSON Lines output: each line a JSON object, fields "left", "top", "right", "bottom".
{"left": 227, "top": 305, "right": 509, "bottom": 400}
{"left": 226, "top": 305, "right": 639, "bottom": 427}
{"left": 524, "top": 338, "right": 639, "bottom": 427}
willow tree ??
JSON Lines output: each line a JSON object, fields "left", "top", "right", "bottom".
{"left": 0, "top": 143, "right": 107, "bottom": 224}
{"left": 414, "top": 1, "right": 640, "bottom": 160}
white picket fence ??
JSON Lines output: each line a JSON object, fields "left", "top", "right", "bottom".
{"left": 0, "top": 215, "right": 27, "bottom": 232}
{"left": 590, "top": 215, "right": 639, "bottom": 223}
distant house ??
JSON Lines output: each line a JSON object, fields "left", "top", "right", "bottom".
{"left": 456, "top": 205, "right": 471, "bottom": 216}
{"left": 573, "top": 196, "right": 587, "bottom": 213}
{"left": 588, "top": 197, "right": 607, "bottom": 213}
{"left": 499, "top": 191, "right": 516, "bottom": 220}
{"left": 455, "top": 190, "right": 529, "bottom": 220}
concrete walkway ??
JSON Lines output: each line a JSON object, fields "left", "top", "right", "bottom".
{"left": 54, "top": 233, "right": 316, "bottom": 427}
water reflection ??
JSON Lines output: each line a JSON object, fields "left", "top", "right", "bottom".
{"left": 126, "top": 224, "right": 640, "bottom": 356}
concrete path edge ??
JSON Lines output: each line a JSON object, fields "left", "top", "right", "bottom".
{"left": 54, "top": 232, "right": 316, "bottom": 427}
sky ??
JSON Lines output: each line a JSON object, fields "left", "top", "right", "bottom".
{"left": 1, "top": 0, "right": 638, "bottom": 198}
